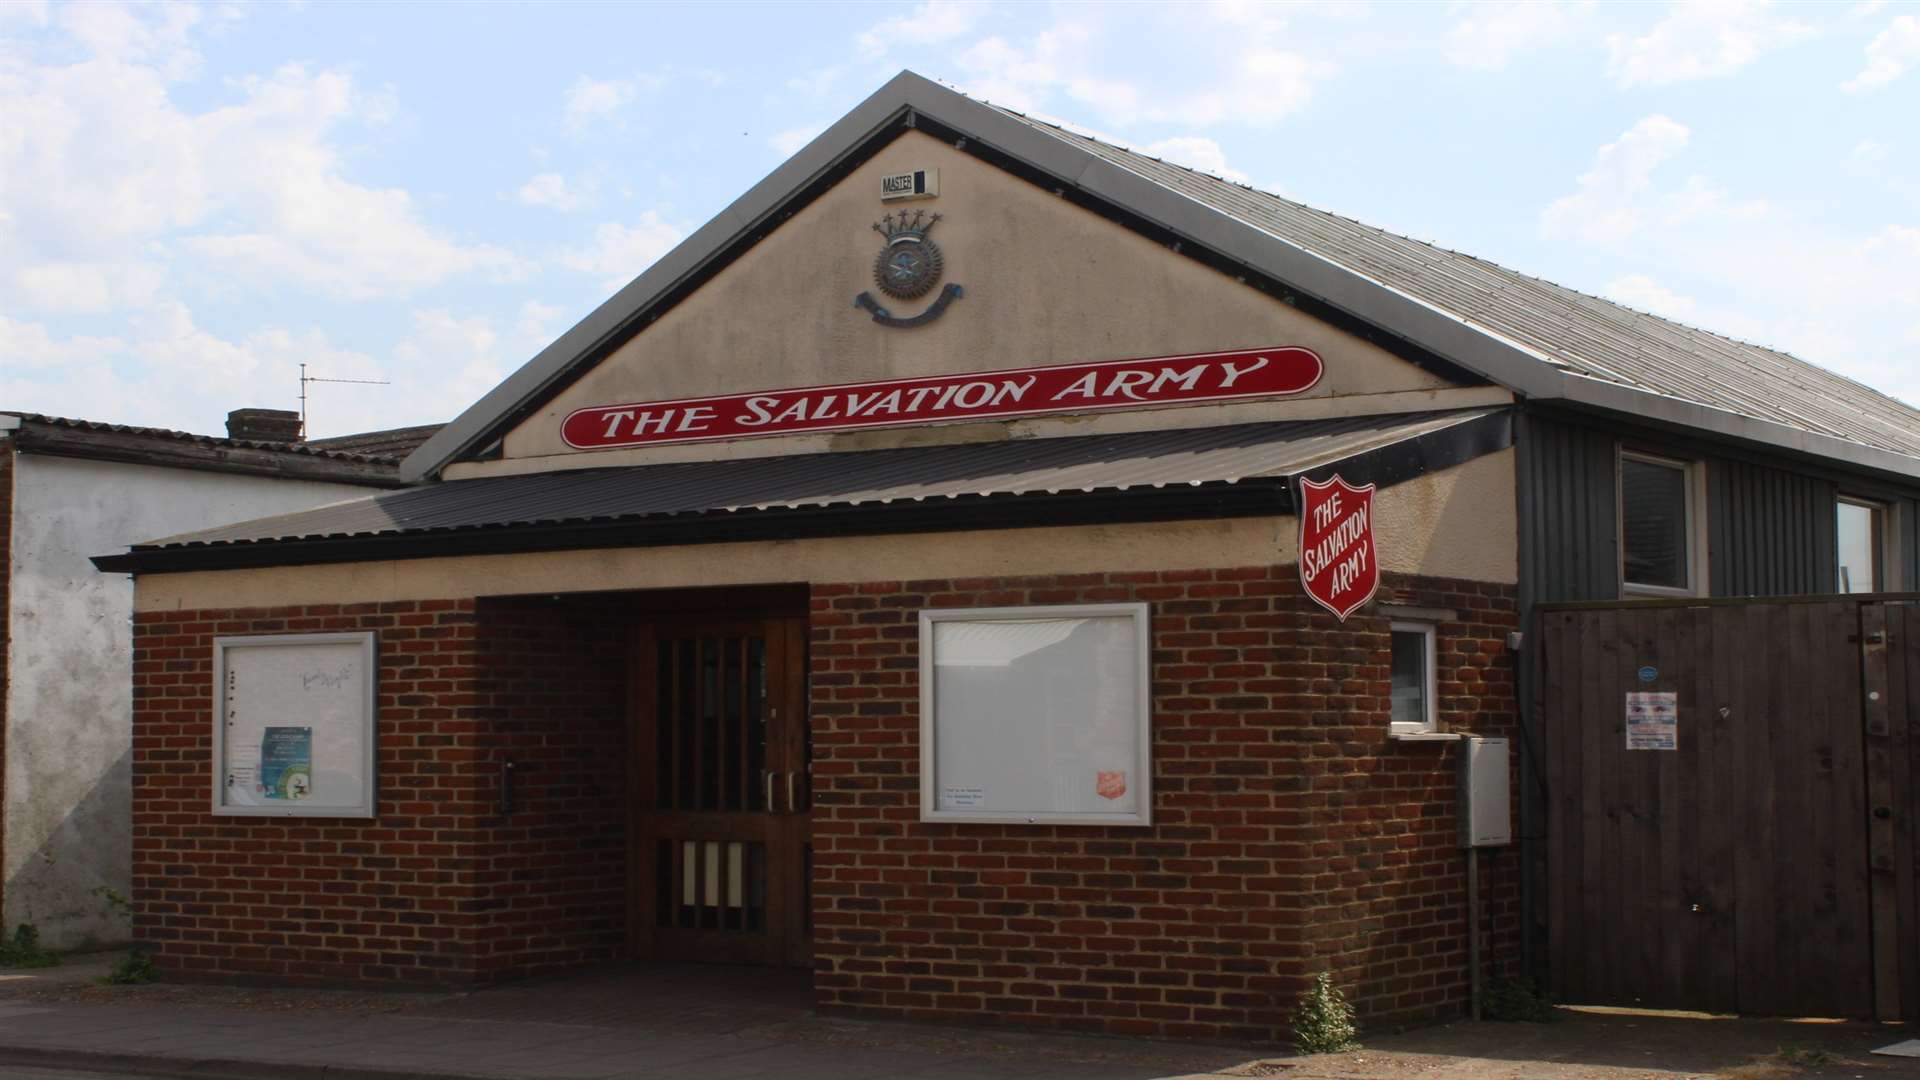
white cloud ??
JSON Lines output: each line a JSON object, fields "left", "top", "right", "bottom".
{"left": 1447, "top": 1, "right": 1577, "bottom": 71}
{"left": 1852, "top": 139, "right": 1891, "bottom": 164}
{"left": 1541, "top": 115, "right": 1692, "bottom": 242}
{"left": 0, "top": 1, "right": 49, "bottom": 28}
{"left": 563, "top": 75, "right": 637, "bottom": 134}
{"left": 1663, "top": 174, "right": 1768, "bottom": 223}
{"left": 0, "top": 17, "right": 520, "bottom": 309}
{"left": 1605, "top": 0, "right": 1814, "bottom": 88}
{"left": 1605, "top": 274, "right": 1699, "bottom": 318}
{"left": 517, "top": 171, "right": 595, "bottom": 212}
{"left": 769, "top": 125, "right": 823, "bottom": 156}
{"left": 955, "top": 12, "right": 1331, "bottom": 128}
{"left": 857, "top": 1, "right": 984, "bottom": 59}
{"left": 560, "top": 211, "right": 685, "bottom": 291}
{"left": 1843, "top": 14, "right": 1920, "bottom": 91}
{"left": 1142, "top": 137, "right": 1249, "bottom": 183}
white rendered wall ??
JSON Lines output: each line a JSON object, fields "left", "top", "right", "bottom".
{"left": 5, "top": 453, "right": 375, "bottom": 949}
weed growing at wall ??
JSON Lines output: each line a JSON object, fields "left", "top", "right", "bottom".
{"left": 1480, "top": 977, "right": 1559, "bottom": 1022}
{"left": 1291, "top": 973, "right": 1360, "bottom": 1053}
{"left": 0, "top": 925, "right": 58, "bottom": 969}
{"left": 104, "top": 950, "right": 154, "bottom": 985}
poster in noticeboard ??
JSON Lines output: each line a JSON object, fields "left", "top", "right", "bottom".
{"left": 213, "top": 632, "right": 377, "bottom": 818}
{"left": 919, "top": 602, "right": 1152, "bottom": 826}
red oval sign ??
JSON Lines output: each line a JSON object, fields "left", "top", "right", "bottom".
{"left": 561, "top": 346, "right": 1323, "bottom": 450}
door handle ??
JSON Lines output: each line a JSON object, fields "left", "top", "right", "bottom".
{"left": 786, "top": 770, "right": 798, "bottom": 813}
{"left": 765, "top": 771, "right": 774, "bottom": 811}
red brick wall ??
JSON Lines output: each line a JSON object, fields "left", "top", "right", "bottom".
{"left": 130, "top": 596, "right": 633, "bottom": 987}
{"left": 469, "top": 596, "right": 629, "bottom": 979}
{"left": 133, "top": 600, "right": 488, "bottom": 986}
{"left": 130, "top": 562, "right": 1518, "bottom": 1042}
{"left": 808, "top": 567, "right": 1519, "bottom": 1041}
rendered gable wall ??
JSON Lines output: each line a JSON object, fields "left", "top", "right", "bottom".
{"left": 470, "top": 131, "right": 1498, "bottom": 479}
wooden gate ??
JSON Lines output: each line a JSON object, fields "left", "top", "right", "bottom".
{"left": 1540, "top": 596, "right": 1920, "bottom": 1020}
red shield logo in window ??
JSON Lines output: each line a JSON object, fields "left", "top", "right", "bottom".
{"left": 1298, "top": 474, "right": 1380, "bottom": 623}
{"left": 1096, "top": 771, "right": 1127, "bottom": 800}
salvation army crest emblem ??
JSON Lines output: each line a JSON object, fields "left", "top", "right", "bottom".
{"left": 871, "top": 209, "right": 944, "bottom": 299}
{"left": 1096, "top": 771, "right": 1127, "bottom": 800}
{"left": 853, "top": 210, "right": 965, "bottom": 328}
{"left": 1298, "top": 474, "right": 1379, "bottom": 622}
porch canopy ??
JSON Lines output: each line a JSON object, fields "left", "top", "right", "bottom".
{"left": 94, "top": 407, "right": 1509, "bottom": 574}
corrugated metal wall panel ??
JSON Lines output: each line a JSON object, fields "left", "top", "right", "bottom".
{"left": 1709, "top": 459, "right": 1837, "bottom": 597}
{"left": 1517, "top": 414, "right": 1619, "bottom": 611}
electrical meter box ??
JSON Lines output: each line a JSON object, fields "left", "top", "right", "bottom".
{"left": 1458, "top": 736, "right": 1511, "bottom": 847}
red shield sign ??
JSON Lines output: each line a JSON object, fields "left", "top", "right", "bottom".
{"left": 1298, "top": 474, "right": 1379, "bottom": 622}
{"left": 1096, "top": 771, "right": 1127, "bottom": 800}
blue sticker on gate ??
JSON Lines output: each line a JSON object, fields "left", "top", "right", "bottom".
{"left": 1638, "top": 666, "right": 1658, "bottom": 683}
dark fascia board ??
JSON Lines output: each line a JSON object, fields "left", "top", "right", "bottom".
{"left": 98, "top": 407, "right": 1512, "bottom": 576}
{"left": 1550, "top": 374, "right": 1920, "bottom": 483}
{"left": 7, "top": 419, "right": 403, "bottom": 488}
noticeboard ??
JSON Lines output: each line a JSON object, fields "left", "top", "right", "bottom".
{"left": 919, "top": 603, "right": 1152, "bottom": 826}
{"left": 213, "top": 632, "right": 377, "bottom": 818}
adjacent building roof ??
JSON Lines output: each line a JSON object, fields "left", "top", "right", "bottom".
{"left": 94, "top": 408, "right": 1510, "bottom": 573}
{"left": 0, "top": 412, "right": 411, "bottom": 487}
{"left": 400, "top": 71, "right": 1920, "bottom": 484}
{"left": 306, "top": 423, "right": 444, "bottom": 459}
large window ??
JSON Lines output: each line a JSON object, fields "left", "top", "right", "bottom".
{"left": 1837, "top": 497, "right": 1887, "bottom": 593}
{"left": 1620, "top": 451, "right": 1700, "bottom": 596}
{"left": 919, "top": 603, "right": 1152, "bottom": 825}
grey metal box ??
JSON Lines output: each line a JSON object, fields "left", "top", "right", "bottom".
{"left": 1458, "top": 736, "right": 1511, "bottom": 847}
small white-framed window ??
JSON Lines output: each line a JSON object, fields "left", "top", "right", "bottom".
{"left": 1836, "top": 496, "right": 1904, "bottom": 593}
{"left": 1389, "top": 621, "right": 1438, "bottom": 737}
{"left": 919, "top": 602, "right": 1152, "bottom": 826}
{"left": 1619, "top": 449, "right": 1704, "bottom": 597}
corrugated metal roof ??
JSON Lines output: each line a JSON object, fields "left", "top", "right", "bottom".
{"left": 992, "top": 110, "right": 1920, "bottom": 459}
{"left": 139, "top": 409, "right": 1496, "bottom": 551}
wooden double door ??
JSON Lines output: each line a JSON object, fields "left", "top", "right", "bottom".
{"left": 630, "top": 616, "right": 811, "bottom": 967}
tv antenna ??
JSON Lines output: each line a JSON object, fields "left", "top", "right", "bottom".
{"left": 299, "top": 362, "right": 390, "bottom": 437}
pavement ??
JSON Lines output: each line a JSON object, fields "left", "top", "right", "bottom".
{"left": 0, "top": 955, "right": 1917, "bottom": 1080}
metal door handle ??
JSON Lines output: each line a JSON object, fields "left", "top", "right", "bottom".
{"left": 765, "top": 771, "right": 774, "bottom": 811}
{"left": 786, "top": 771, "right": 797, "bottom": 813}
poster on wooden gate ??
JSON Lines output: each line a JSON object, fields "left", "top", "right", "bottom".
{"left": 1625, "top": 691, "right": 1678, "bottom": 750}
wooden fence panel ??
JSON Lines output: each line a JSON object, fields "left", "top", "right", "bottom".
{"left": 1542, "top": 598, "right": 1885, "bottom": 1018}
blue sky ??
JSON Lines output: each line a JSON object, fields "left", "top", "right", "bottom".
{"left": 2, "top": 0, "right": 1916, "bottom": 438}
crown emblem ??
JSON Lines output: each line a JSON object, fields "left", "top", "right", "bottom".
{"left": 869, "top": 209, "right": 945, "bottom": 301}
{"left": 872, "top": 209, "right": 942, "bottom": 245}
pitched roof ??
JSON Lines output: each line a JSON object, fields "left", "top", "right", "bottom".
{"left": 96, "top": 409, "right": 1509, "bottom": 573}
{"left": 997, "top": 110, "right": 1920, "bottom": 462}
{"left": 1, "top": 411, "right": 409, "bottom": 486}
{"left": 400, "top": 71, "right": 1920, "bottom": 484}
{"left": 306, "top": 423, "right": 444, "bottom": 459}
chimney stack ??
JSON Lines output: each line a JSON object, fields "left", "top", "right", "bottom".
{"left": 226, "top": 408, "right": 303, "bottom": 443}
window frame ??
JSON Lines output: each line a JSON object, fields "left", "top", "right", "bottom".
{"left": 1388, "top": 620, "right": 1440, "bottom": 738}
{"left": 1836, "top": 494, "right": 1895, "bottom": 593}
{"left": 1618, "top": 448, "right": 1707, "bottom": 599}
{"left": 917, "top": 602, "right": 1154, "bottom": 826}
